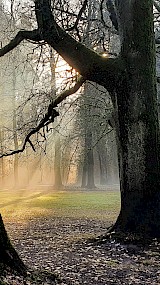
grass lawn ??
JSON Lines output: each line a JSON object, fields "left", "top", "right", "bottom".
{"left": 1, "top": 188, "right": 160, "bottom": 285}
{"left": 0, "top": 187, "right": 120, "bottom": 222}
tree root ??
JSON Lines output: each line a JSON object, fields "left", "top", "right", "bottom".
{"left": 88, "top": 224, "right": 155, "bottom": 248}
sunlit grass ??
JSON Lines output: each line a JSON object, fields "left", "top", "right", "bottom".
{"left": 0, "top": 188, "right": 120, "bottom": 222}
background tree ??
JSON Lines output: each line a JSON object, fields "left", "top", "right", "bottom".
{"left": 0, "top": 0, "right": 159, "bottom": 235}
{"left": 22, "top": 0, "right": 160, "bottom": 237}
{"left": 0, "top": 0, "right": 160, "bottom": 273}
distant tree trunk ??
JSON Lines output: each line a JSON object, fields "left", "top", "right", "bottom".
{"left": 85, "top": 130, "right": 95, "bottom": 188}
{"left": 0, "top": 214, "right": 26, "bottom": 274}
{"left": 81, "top": 145, "right": 87, "bottom": 188}
{"left": 12, "top": 53, "right": 19, "bottom": 188}
{"left": 0, "top": 128, "right": 4, "bottom": 186}
{"left": 54, "top": 137, "right": 62, "bottom": 188}
{"left": 81, "top": 131, "right": 96, "bottom": 189}
{"left": 13, "top": 110, "right": 19, "bottom": 187}
{"left": 50, "top": 48, "right": 63, "bottom": 188}
{"left": 96, "top": 139, "right": 108, "bottom": 185}
{"left": 98, "top": 152, "right": 107, "bottom": 185}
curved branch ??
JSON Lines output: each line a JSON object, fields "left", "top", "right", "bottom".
{"left": 0, "top": 29, "right": 41, "bottom": 57}
{"left": 34, "top": 0, "right": 118, "bottom": 83}
{"left": 0, "top": 0, "right": 120, "bottom": 90}
{"left": 0, "top": 76, "right": 86, "bottom": 158}
{"left": 54, "top": 76, "right": 86, "bottom": 105}
{"left": 66, "top": 0, "right": 88, "bottom": 41}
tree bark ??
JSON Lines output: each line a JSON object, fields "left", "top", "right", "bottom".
{"left": 111, "top": 0, "right": 160, "bottom": 236}
{"left": 0, "top": 214, "right": 26, "bottom": 274}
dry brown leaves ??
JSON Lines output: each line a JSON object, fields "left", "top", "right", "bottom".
{"left": 1, "top": 217, "right": 160, "bottom": 285}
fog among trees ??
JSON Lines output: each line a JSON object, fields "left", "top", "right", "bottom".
{"left": 1, "top": 1, "right": 160, "bottom": 284}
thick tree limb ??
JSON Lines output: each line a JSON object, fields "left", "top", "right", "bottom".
{"left": 0, "top": 76, "right": 85, "bottom": 158}
{"left": 35, "top": 0, "right": 101, "bottom": 75}
{"left": 0, "top": 1, "right": 122, "bottom": 159}
{"left": 34, "top": 0, "right": 119, "bottom": 87}
{"left": 0, "top": 0, "right": 122, "bottom": 90}
{"left": 0, "top": 29, "right": 41, "bottom": 57}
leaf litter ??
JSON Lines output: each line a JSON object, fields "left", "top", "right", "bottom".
{"left": 1, "top": 216, "right": 160, "bottom": 285}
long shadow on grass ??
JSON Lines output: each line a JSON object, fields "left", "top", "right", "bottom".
{"left": 0, "top": 190, "right": 51, "bottom": 208}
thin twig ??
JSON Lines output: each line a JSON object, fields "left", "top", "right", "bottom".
{"left": 0, "top": 76, "right": 85, "bottom": 158}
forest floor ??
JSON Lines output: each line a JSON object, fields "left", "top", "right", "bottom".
{"left": 0, "top": 186, "right": 160, "bottom": 285}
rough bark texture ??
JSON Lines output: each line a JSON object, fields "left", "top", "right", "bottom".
{"left": 111, "top": 0, "right": 160, "bottom": 236}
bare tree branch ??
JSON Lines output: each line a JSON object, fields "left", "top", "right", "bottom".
{"left": 0, "top": 76, "right": 86, "bottom": 158}
{"left": 66, "top": 0, "right": 88, "bottom": 41}
{"left": 0, "top": 29, "right": 41, "bottom": 57}
{"left": 0, "top": 0, "right": 120, "bottom": 90}
{"left": 154, "top": 0, "right": 160, "bottom": 13}
{"left": 34, "top": 0, "right": 119, "bottom": 87}
{"left": 54, "top": 76, "right": 86, "bottom": 105}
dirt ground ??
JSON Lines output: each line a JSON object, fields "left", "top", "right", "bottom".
{"left": 1, "top": 215, "right": 160, "bottom": 285}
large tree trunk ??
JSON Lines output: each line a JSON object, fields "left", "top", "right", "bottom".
{"left": 0, "top": 214, "right": 26, "bottom": 274}
{"left": 111, "top": 0, "right": 160, "bottom": 236}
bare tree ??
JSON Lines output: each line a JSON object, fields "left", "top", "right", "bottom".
{"left": 0, "top": 0, "right": 160, "bottom": 271}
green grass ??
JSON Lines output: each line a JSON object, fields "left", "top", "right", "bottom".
{"left": 0, "top": 189, "right": 120, "bottom": 222}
